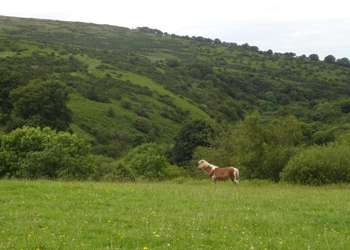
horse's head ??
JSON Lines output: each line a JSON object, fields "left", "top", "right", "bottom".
{"left": 197, "top": 159, "right": 210, "bottom": 170}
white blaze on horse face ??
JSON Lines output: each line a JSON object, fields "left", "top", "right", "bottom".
{"left": 198, "top": 160, "right": 208, "bottom": 169}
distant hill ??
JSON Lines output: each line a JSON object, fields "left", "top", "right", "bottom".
{"left": 1, "top": 15, "right": 350, "bottom": 158}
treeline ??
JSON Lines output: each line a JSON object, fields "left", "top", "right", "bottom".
{"left": 0, "top": 126, "right": 185, "bottom": 181}
{"left": 177, "top": 112, "right": 350, "bottom": 185}
{"left": 1, "top": 113, "right": 350, "bottom": 185}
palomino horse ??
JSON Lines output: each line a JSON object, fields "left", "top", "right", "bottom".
{"left": 197, "top": 159, "right": 239, "bottom": 184}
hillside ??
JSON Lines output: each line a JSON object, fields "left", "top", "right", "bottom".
{"left": 1, "top": 15, "right": 350, "bottom": 159}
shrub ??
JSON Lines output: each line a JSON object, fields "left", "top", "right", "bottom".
{"left": 262, "top": 145, "right": 298, "bottom": 182}
{"left": 89, "top": 155, "right": 136, "bottom": 182}
{"left": 122, "top": 143, "right": 183, "bottom": 180}
{"left": 0, "top": 126, "right": 93, "bottom": 180}
{"left": 90, "top": 144, "right": 121, "bottom": 158}
{"left": 133, "top": 117, "right": 152, "bottom": 133}
{"left": 280, "top": 142, "right": 350, "bottom": 185}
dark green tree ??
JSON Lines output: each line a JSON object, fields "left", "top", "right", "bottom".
{"left": 262, "top": 116, "right": 303, "bottom": 181}
{"left": 336, "top": 57, "right": 350, "bottom": 67}
{"left": 324, "top": 55, "right": 336, "bottom": 64}
{"left": 122, "top": 143, "right": 168, "bottom": 180}
{"left": 10, "top": 80, "right": 72, "bottom": 131}
{"left": 172, "top": 119, "right": 215, "bottom": 167}
{"left": 0, "top": 68, "right": 24, "bottom": 123}
{"left": 233, "top": 111, "right": 265, "bottom": 179}
{"left": 308, "top": 54, "right": 319, "bottom": 61}
{"left": 213, "top": 38, "right": 222, "bottom": 44}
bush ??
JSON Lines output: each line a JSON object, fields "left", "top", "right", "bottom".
{"left": 0, "top": 126, "right": 93, "bottom": 180}
{"left": 90, "top": 155, "right": 116, "bottom": 181}
{"left": 122, "top": 143, "right": 184, "bottom": 180}
{"left": 262, "top": 145, "right": 298, "bottom": 182}
{"left": 133, "top": 117, "right": 152, "bottom": 133}
{"left": 280, "top": 142, "right": 350, "bottom": 185}
{"left": 89, "top": 155, "right": 136, "bottom": 182}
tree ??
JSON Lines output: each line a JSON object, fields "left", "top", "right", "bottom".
{"left": 0, "top": 126, "right": 93, "bottom": 179}
{"left": 213, "top": 38, "right": 222, "bottom": 45}
{"left": 265, "top": 116, "right": 303, "bottom": 147}
{"left": 192, "top": 121, "right": 235, "bottom": 171}
{"left": 311, "top": 102, "right": 340, "bottom": 123}
{"left": 308, "top": 54, "right": 319, "bottom": 61}
{"left": 122, "top": 143, "right": 183, "bottom": 180}
{"left": 324, "top": 55, "right": 336, "bottom": 64}
{"left": 10, "top": 80, "right": 72, "bottom": 131}
{"left": 336, "top": 57, "right": 350, "bottom": 67}
{"left": 262, "top": 116, "right": 303, "bottom": 181}
{"left": 172, "top": 119, "right": 215, "bottom": 167}
{"left": 0, "top": 68, "right": 24, "bottom": 123}
{"left": 232, "top": 111, "right": 265, "bottom": 179}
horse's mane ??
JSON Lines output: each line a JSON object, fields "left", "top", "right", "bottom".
{"left": 198, "top": 159, "right": 217, "bottom": 169}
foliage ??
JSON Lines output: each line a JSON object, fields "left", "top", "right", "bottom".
{"left": 308, "top": 54, "right": 319, "bottom": 61}
{"left": 90, "top": 154, "right": 136, "bottom": 182}
{"left": 261, "top": 145, "right": 298, "bottom": 182}
{"left": 9, "top": 80, "right": 72, "bottom": 131}
{"left": 0, "top": 126, "right": 93, "bottom": 180}
{"left": 0, "top": 68, "right": 24, "bottom": 123}
{"left": 122, "top": 142, "right": 184, "bottom": 180}
{"left": 324, "top": 54, "right": 336, "bottom": 64}
{"left": 193, "top": 114, "right": 304, "bottom": 182}
{"left": 172, "top": 119, "right": 215, "bottom": 167}
{"left": 261, "top": 116, "right": 303, "bottom": 181}
{"left": 336, "top": 130, "right": 350, "bottom": 146}
{"left": 232, "top": 111, "right": 265, "bottom": 179}
{"left": 265, "top": 116, "right": 303, "bottom": 147}
{"left": 280, "top": 142, "right": 350, "bottom": 185}
{"left": 336, "top": 57, "right": 350, "bottom": 67}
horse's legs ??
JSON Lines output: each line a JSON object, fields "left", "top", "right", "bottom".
{"left": 211, "top": 175, "right": 217, "bottom": 184}
{"left": 230, "top": 175, "right": 239, "bottom": 184}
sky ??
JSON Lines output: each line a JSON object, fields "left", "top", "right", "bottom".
{"left": 1, "top": 0, "right": 349, "bottom": 60}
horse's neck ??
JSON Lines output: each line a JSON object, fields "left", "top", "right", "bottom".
{"left": 205, "top": 166, "right": 214, "bottom": 175}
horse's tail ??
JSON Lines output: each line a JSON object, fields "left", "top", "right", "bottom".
{"left": 233, "top": 168, "right": 239, "bottom": 184}
{"left": 234, "top": 168, "right": 239, "bottom": 179}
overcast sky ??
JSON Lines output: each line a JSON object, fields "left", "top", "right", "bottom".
{"left": 2, "top": 0, "right": 349, "bottom": 60}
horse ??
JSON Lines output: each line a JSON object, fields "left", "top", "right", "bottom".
{"left": 197, "top": 159, "right": 239, "bottom": 184}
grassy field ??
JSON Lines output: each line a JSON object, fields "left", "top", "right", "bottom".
{"left": 0, "top": 180, "right": 349, "bottom": 250}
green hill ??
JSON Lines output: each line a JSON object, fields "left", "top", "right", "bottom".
{"left": 1, "top": 15, "right": 350, "bottom": 158}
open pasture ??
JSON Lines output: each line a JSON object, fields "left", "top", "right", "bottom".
{"left": 0, "top": 180, "right": 349, "bottom": 249}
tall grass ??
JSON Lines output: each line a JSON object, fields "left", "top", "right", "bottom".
{"left": 1, "top": 180, "right": 349, "bottom": 249}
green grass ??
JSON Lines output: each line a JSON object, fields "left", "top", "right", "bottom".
{"left": 68, "top": 94, "right": 136, "bottom": 132}
{"left": 1, "top": 180, "right": 349, "bottom": 249}
{"left": 110, "top": 70, "right": 210, "bottom": 121}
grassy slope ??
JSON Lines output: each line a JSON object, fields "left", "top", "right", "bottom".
{"left": 68, "top": 53, "right": 210, "bottom": 142}
{"left": 1, "top": 16, "right": 350, "bottom": 149}
{"left": 0, "top": 34, "right": 210, "bottom": 143}
{"left": 1, "top": 180, "right": 349, "bottom": 249}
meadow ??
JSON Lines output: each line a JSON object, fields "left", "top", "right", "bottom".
{"left": 0, "top": 180, "right": 349, "bottom": 250}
